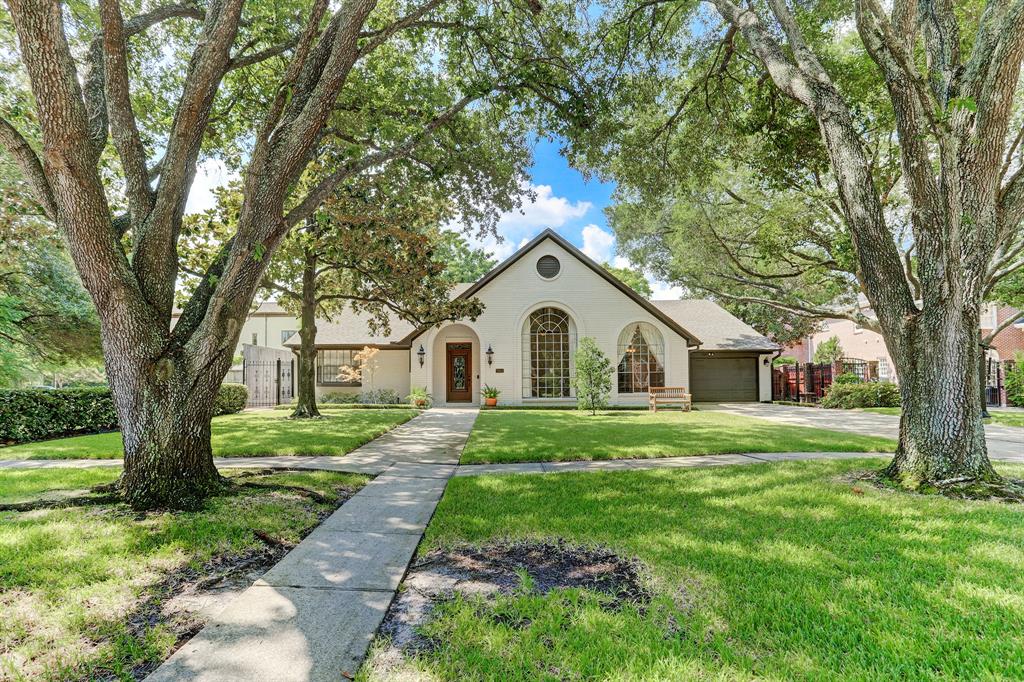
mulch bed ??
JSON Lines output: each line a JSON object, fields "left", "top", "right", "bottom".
{"left": 82, "top": 475, "right": 362, "bottom": 681}
{"left": 376, "top": 539, "right": 652, "bottom": 656}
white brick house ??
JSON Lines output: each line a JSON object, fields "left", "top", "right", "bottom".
{"left": 285, "top": 229, "right": 780, "bottom": 406}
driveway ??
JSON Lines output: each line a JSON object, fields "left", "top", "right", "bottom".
{"left": 709, "top": 403, "right": 1024, "bottom": 462}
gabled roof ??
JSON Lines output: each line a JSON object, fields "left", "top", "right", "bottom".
{"left": 400, "top": 228, "right": 702, "bottom": 346}
{"left": 283, "top": 284, "right": 473, "bottom": 348}
{"left": 651, "top": 300, "right": 780, "bottom": 351}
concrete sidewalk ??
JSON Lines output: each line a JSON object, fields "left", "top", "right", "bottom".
{"left": 145, "top": 408, "right": 477, "bottom": 682}
{"left": 709, "top": 403, "right": 1024, "bottom": 461}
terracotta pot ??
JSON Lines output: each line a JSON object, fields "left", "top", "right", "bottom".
{"left": 485, "top": 397, "right": 498, "bottom": 407}
{"left": 415, "top": 399, "right": 427, "bottom": 408}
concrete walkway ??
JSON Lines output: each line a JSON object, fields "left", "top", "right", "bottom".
{"left": 709, "top": 403, "right": 1024, "bottom": 461}
{"left": 145, "top": 407, "right": 477, "bottom": 682}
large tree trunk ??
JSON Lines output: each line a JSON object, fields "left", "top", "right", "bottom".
{"left": 291, "top": 249, "right": 321, "bottom": 419}
{"left": 885, "top": 309, "right": 998, "bottom": 485}
{"left": 111, "top": 355, "right": 225, "bottom": 510}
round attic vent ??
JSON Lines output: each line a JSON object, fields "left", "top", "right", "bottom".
{"left": 536, "top": 255, "right": 561, "bottom": 279}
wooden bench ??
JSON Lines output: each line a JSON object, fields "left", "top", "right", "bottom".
{"left": 649, "top": 386, "right": 692, "bottom": 412}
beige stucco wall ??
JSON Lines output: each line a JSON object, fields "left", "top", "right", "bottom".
{"left": 237, "top": 315, "right": 299, "bottom": 355}
{"left": 317, "top": 349, "right": 410, "bottom": 401}
{"left": 758, "top": 354, "right": 773, "bottom": 401}
{"left": 410, "top": 239, "right": 691, "bottom": 406}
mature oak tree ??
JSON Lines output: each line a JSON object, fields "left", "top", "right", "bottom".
{"left": 1, "top": 0, "right": 585, "bottom": 508}
{"left": 585, "top": 0, "right": 1024, "bottom": 489}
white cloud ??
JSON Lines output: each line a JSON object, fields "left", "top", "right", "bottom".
{"left": 581, "top": 224, "right": 615, "bottom": 263}
{"left": 496, "top": 183, "right": 591, "bottom": 237}
{"left": 184, "top": 159, "right": 237, "bottom": 215}
{"left": 459, "top": 182, "right": 592, "bottom": 261}
{"left": 649, "top": 280, "right": 683, "bottom": 300}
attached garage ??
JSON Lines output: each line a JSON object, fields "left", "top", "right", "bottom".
{"left": 690, "top": 353, "right": 759, "bottom": 402}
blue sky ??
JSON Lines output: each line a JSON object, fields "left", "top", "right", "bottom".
{"left": 472, "top": 136, "right": 683, "bottom": 299}
{"left": 183, "top": 135, "right": 682, "bottom": 298}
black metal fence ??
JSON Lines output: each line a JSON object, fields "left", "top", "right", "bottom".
{"left": 242, "top": 358, "right": 295, "bottom": 408}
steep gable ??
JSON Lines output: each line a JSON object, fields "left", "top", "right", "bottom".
{"left": 401, "top": 229, "right": 701, "bottom": 345}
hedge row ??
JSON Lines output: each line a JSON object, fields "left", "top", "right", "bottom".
{"left": 821, "top": 381, "right": 900, "bottom": 409}
{"left": 0, "top": 383, "right": 248, "bottom": 445}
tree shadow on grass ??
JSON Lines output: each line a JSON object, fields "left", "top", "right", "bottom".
{"left": 412, "top": 459, "right": 1024, "bottom": 679}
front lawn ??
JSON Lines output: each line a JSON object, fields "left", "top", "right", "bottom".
{"left": 0, "top": 408, "right": 419, "bottom": 460}
{"left": 460, "top": 409, "right": 896, "bottom": 464}
{"left": 0, "top": 467, "right": 369, "bottom": 680}
{"left": 367, "top": 459, "right": 1024, "bottom": 680}
{"left": 861, "top": 406, "right": 1024, "bottom": 428}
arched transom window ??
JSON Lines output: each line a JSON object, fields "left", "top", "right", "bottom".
{"left": 617, "top": 323, "right": 665, "bottom": 393}
{"left": 523, "top": 307, "right": 575, "bottom": 398}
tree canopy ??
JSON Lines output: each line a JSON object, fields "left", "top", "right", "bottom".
{"left": 601, "top": 261, "right": 652, "bottom": 298}
{"left": 573, "top": 0, "right": 1024, "bottom": 487}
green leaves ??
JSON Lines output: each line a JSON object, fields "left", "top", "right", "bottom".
{"left": 949, "top": 96, "right": 978, "bottom": 113}
{"left": 251, "top": 243, "right": 267, "bottom": 262}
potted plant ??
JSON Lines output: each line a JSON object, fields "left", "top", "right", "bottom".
{"left": 407, "top": 387, "right": 431, "bottom": 409}
{"left": 481, "top": 385, "right": 501, "bottom": 407}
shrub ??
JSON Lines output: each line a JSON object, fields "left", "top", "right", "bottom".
{"left": 813, "top": 336, "right": 844, "bottom": 364}
{"left": 833, "top": 372, "right": 862, "bottom": 385}
{"left": 1006, "top": 356, "right": 1024, "bottom": 407}
{"left": 773, "top": 355, "right": 798, "bottom": 367}
{"left": 0, "top": 387, "right": 117, "bottom": 444}
{"left": 821, "top": 381, "right": 900, "bottom": 409}
{"left": 571, "top": 337, "right": 613, "bottom": 415}
{"left": 320, "top": 392, "right": 361, "bottom": 405}
{"left": 0, "top": 383, "right": 250, "bottom": 445}
{"left": 407, "top": 387, "right": 432, "bottom": 408}
{"left": 360, "top": 388, "right": 402, "bottom": 405}
{"left": 319, "top": 389, "right": 402, "bottom": 405}
{"left": 213, "top": 383, "right": 248, "bottom": 416}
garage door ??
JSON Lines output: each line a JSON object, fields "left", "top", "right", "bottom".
{"left": 690, "top": 357, "right": 758, "bottom": 402}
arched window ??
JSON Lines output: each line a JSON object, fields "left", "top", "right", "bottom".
{"left": 523, "top": 307, "right": 574, "bottom": 398}
{"left": 617, "top": 323, "right": 665, "bottom": 393}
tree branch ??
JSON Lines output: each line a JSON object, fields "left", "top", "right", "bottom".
{"left": 0, "top": 116, "right": 56, "bottom": 219}
{"left": 708, "top": 289, "right": 882, "bottom": 333}
{"left": 282, "top": 91, "right": 483, "bottom": 230}
{"left": 100, "top": 0, "right": 155, "bottom": 223}
{"left": 982, "top": 308, "right": 1024, "bottom": 344}
{"left": 82, "top": 2, "right": 205, "bottom": 155}
{"left": 137, "top": 0, "right": 245, "bottom": 317}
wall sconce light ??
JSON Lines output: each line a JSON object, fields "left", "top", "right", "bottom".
{"left": 417, "top": 344, "right": 425, "bottom": 367}
{"left": 486, "top": 344, "right": 494, "bottom": 365}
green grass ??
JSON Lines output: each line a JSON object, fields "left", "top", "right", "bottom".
{"left": 460, "top": 410, "right": 896, "bottom": 464}
{"left": 861, "top": 406, "right": 1024, "bottom": 428}
{"left": 373, "top": 459, "right": 1024, "bottom": 680}
{"left": 0, "top": 408, "right": 419, "bottom": 460}
{"left": 0, "top": 467, "right": 368, "bottom": 681}
{"left": 0, "top": 468, "right": 121, "bottom": 505}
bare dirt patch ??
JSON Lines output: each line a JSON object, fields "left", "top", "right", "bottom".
{"left": 374, "top": 539, "right": 652, "bottom": 662}
{"left": 84, "top": 474, "right": 363, "bottom": 682}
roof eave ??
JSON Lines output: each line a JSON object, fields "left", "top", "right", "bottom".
{"left": 398, "top": 228, "right": 703, "bottom": 346}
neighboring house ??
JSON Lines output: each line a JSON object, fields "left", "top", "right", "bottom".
{"left": 981, "top": 304, "right": 1024, "bottom": 362}
{"left": 786, "top": 302, "right": 1024, "bottom": 384}
{"left": 283, "top": 229, "right": 780, "bottom": 406}
{"left": 171, "top": 301, "right": 300, "bottom": 357}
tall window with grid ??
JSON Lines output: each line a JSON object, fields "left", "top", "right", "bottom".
{"left": 522, "top": 307, "right": 575, "bottom": 398}
{"left": 617, "top": 323, "right": 665, "bottom": 393}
